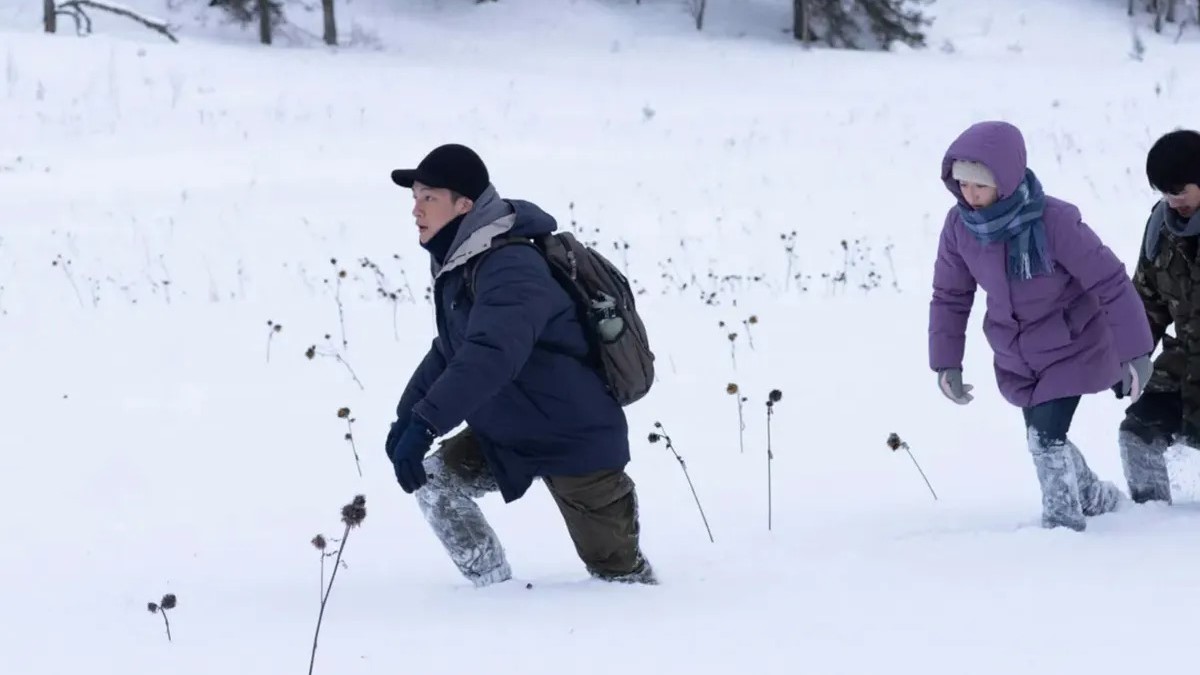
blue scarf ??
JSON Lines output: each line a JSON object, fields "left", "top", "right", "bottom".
{"left": 1143, "top": 198, "right": 1200, "bottom": 260}
{"left": 958, "top": 168, "right": 1051, "bottom": 280}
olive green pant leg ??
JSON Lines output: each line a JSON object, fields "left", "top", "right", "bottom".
{"left": 544, "top": 469, "right": 655, "bottom": 583}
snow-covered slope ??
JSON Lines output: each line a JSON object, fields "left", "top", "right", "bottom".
{"left": 4, "top": 1, "right": 1200, "bottom": 674}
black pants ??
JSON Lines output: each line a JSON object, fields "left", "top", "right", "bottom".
{"left": 1119, "top": 391, "right": 1183, "bottom": 445}
{"left": 1023, "top": 396, "right": 1081, "bottom": 444}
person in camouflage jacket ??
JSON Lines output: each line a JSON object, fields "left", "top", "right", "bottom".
{"left": 1121, "top": 129, "right": 1200, "bottom": 504}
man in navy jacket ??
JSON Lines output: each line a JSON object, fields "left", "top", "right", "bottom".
{"left": 385, "top": 144, "right": 656, "bottom": 587}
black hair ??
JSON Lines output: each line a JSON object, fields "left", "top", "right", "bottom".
{"left": 1147, "top": 129, "right": 1200, "bottom": 194}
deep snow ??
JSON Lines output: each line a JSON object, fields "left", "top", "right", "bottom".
{"left": 4, "top": 1, "right": 1200, "bottom": 674}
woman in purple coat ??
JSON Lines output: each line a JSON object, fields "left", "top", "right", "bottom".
{"left": 928, "top": 120, "right": 1154, "bottom": 531}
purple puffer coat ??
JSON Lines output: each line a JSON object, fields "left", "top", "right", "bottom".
{"left": 928, "top": 121, "right": 1153, "bottom": 408}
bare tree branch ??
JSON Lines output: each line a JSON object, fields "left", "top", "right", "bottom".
{"left": 58, "top": 0, "right": 179, "bottom": 42}
{"left": 56, "top": 7, "right": 90, "bottom": 35}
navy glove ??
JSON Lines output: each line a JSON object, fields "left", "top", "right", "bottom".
{"left": 384, "top": 412, "right": 411, "bottom": 463}
{"left": 389, "top": 418, "right": 436, "bottom": 493}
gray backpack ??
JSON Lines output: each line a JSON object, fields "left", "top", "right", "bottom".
{"left": 465, "top": 231, "right": 655, "bottom": 406}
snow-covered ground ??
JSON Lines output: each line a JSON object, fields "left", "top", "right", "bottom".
{"left": 5, "top": 1, "right": 1200, "bottom": 673}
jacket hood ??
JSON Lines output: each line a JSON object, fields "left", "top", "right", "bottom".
{"left": 942, "top": 121, "right": 1028, "bottom": 205}
{"left": 432, "top": 185, "right": 558, "bottom": 278}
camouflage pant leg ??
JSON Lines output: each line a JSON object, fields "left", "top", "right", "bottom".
{"left": 414, "top": 427, "right": 512, "bottom": 587}
{"left": 1118, "top": 391, "right": 1179, "bottom": 504}
{"left": 544, "top": 469, "right": 656, "bottom": 584}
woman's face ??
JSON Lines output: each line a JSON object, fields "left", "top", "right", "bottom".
{"left": 959, "top": 181, "right": 998, "bottom": 210}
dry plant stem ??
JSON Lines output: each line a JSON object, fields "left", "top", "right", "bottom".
{"left": 767, "top": 405, "right": 775, "bottom": 531}
{"left": 58, "top": 261, "right": 85, "bottom": 308}
{"left": 266, "top": 329, "right": 276, "bottom": 363}
{"left": 335, "top": 275, "right": 348, "bottom": 350}
{"left": 675, "top": 451, "right": 714, "bottom": 543}
{"left": 901, "top": 442, "right": 938, "bottom": 501}
{"left": 345, "top": 419, "right": 362, "bottom": 477}
{"left": 314, "top": 347, "right": 364, "bottom": 390}
{"left": 658, "top": 428, "right": 714, "bottom": 543}
{"left": 161, "top": 610, "right": 172, "bottom": 642}
{"left": 309, "top": 523, "right": 351, "bottom": 675}
{"left": 334, "top": 352, "right": 364, "bottom": 390}
{"left": 884, "top": 245, "right": 900, "bottom": 291}
{"left": 736, "top": 397, "right": 745, "bottom": 454}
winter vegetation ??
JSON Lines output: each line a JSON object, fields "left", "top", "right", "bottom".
{"left": 5, "top": 0, "right": 1200, "bottom": 673}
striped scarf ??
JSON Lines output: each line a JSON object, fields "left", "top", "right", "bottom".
{"left": 958, "top": 168, "right": 1051, "bottom": 280}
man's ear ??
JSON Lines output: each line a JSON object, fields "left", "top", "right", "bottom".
{"left": 455, "top": 197, "right": 474, "bottom": 215}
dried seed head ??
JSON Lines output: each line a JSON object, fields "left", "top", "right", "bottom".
{"left": 160, "top": 594, "right": 176, "bottom": 610}
{"left": 147, "top": 602, "right": 159, "bottom": 614}
{"left": 273, "top": 324, "right": 282, "bottom": 333}
{"left": 726, "top": 383, "right": 739, "bottom": 395}
{"left": 338, "top": 270, "right": 347, "bottom": 279}
{"left": 886, "top": 433, "right": 902, "bottom": 451}
{"left": 344, "top": 432, "right": 352, "bottom": 441}
{"left": 769, "top": 389, "right": 783, "bottom": 403}
{"left": 728, "top": 332, "right": 737, "bottom": 342}
{"left": 748, "top": 315, "right": 758, "bottom": 324}
{"left": 341, "top": 494, "right": 367, "bottom": 527}
{"left": 337, "top": 407, "right": 350, "bottom": 419}
{"left": 647, "top": 432, "right": 661, "bottom": 444}
{"left": 305, "top": 346, "right": 316, "bottom": 360}
{"left": 654, "top": 421, "right": 663, "bottom": 429}
{"left": 312, "top": 534, "right": 327, "bottom": 550}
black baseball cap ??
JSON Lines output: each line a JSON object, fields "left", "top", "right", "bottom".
{"left": 390, "top": 144, "right": 490, "bottom": 201}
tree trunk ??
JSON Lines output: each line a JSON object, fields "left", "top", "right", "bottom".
{"left": 1154, "top": 0, "right": 1164, "bottom": 33}
{"left": 44, "top": 0, "right": 56, "bottom": 33}
{"left": 257, "top": 0, "right": 271, "bottom": 45}
{"left": 322, "top": 0, "right": 336, "bottom": 45}
{"left": 793, "top": 0, "right": 811, "bottom": 44}
{"left": 1166, "top": 0, "right": 1177, "bottom": 23}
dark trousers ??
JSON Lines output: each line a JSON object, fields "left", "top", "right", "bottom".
{"left": 1117, "top": 391, "right": 1179, "bottom": 504}
{"left": 1119, "top": 391, "right": 1184, "bottom": 445}
{"left": 1022, "top": 396, "right": 1081, "bottom": 444}
{"left": 1020, "top": 395, "right": 1122, "bottom": 526}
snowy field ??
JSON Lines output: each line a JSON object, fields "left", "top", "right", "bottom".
{"left": 5, "top": 0, "right": 1200, "bottom": 673}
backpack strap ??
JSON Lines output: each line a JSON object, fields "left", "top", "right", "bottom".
{"left": 464, "top": 234, "right": 541, "bottom": 300}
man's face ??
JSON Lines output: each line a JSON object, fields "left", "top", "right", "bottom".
{"left": 412, "top": 182, "right": 472, "bottom": 243}
{"left": 1166, "top": 184, "right": 1200, "bottom": 219}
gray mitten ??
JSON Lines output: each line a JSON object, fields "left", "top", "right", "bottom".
{"left": 1116, "top": 354, "right": 1153, "bottom": 403}
{"left": 937, "top": 368, "right": 974, "bottom": 405}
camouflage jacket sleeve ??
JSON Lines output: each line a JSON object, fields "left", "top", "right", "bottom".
{"left": 1132, "top": 249, "right": 1173, "bottom": 349}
